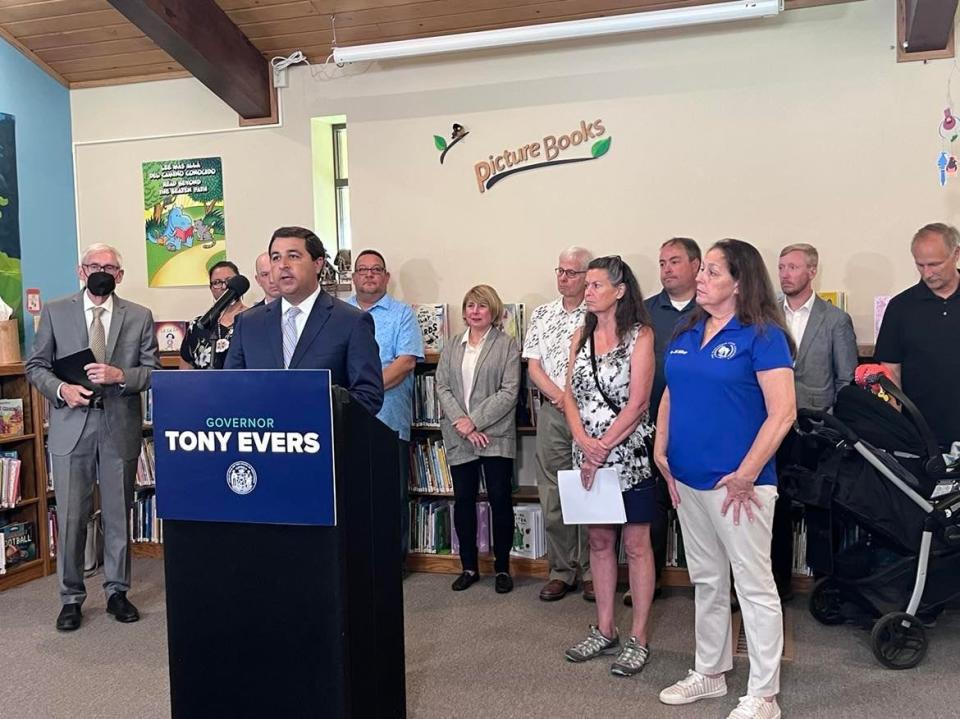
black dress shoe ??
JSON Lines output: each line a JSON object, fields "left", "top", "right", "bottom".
{"left": 106, "top": 592, "right": 140, "bottom": 623}
{"left": 495, "top": 573, "right": 514, "bottom": 594}
{"left": 56, "top": 604, "right": 82, "bottom": 632}
{"left": 451, "top": 571, "right": 479, "bottom": 591}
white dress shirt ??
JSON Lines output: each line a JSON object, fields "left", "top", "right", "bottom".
{"left": 280, "top": 285, "right": 322, "bottom": 342}
{"left": 783, "top": 292, "right": 816, "bottom": 346}
{"left": 461, "top": 326, "right": 492, "bottom": 413}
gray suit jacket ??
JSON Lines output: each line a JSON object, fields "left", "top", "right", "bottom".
{"left": 26, "top": 291, "right": 160, "bottom": 460}
{"left": 791, "top": 295, "right": 858, "bottom": 411}
{"left": 435, "top": 327, "right": 520, "bottom": 466}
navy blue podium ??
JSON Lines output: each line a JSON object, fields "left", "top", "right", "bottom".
{"left": 153, "top": 370, "right": 405, "bottom": 718}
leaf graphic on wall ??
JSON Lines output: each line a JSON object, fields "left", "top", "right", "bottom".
{"left": 434, "top": 135, "right": 448, "bottom": 151}
{"left": 591, "top": 137, "right": 612, "bottom": 158}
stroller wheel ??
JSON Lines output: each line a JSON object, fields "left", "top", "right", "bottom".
{"left": 871, "top": 612, "right": 928, "bottom": 670}
{"left": 809, "top": 578, "right": 845, "bottom": 625}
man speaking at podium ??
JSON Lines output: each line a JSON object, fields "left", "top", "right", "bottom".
{"left": 225, "top": 226, "right": 384, "bottom": 416}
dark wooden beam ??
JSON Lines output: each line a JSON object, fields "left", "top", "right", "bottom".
{"left": 106, "top": 0, "right": 271, "bottom": 119}
{"left": 900, "top": 0, "right": 959, "bottom": 54}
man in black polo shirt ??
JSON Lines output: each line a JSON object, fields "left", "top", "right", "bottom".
{"left": 877, "top": 222, "right": 960, "bottom": 448}
{"left": 635, "top": 237, "right": 700, "bottom": 604}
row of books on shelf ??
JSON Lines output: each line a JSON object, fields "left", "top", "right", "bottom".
{"left": 410, "top": 499, "right": 546, "bottom": 559}
{"left": 0, "top": 451, "right": 23, "bottom": 508}
{"left": 413, "top": 373, "right": 542, "bottom": 429}
{"left": 0, "top": 398, "right": 24, "bottom": 437}
{"left": 142, "top": 389, "right": 153, "bottom": 425}
{"left": 136, "top": 438, "right": 156, "bottom": 487}
{"left": 130, "top": 492, "right": 163, "bottom": 544}
{"left": 47, "top": 508, "right": 57, "bottom": 560}
{"left": 0, "top": 520, "right": 38, "bottom": 574}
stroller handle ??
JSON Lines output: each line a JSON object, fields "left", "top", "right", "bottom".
{"left": 875, "top": 377, "right": 947, "bottom": 475}
{"left": 797, "top": 408, "right": 860, "bottom": 444}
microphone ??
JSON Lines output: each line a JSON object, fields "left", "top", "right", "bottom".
{"left": 198, "top": 275, "right": 250, "bottom": 330}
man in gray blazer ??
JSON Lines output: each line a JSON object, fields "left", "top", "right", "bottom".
{"left": 773, "top": 242, "right": 857, "bottom": 598}
{"left": 26, "top": 243, "right": 159, "bottom": 631}
{"left": 778, "top": 243, "right": 858, "bottom": 411}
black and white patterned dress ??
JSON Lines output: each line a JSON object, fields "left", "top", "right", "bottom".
{"left": 571, "top": 324, "right": 655, "bottom": 492}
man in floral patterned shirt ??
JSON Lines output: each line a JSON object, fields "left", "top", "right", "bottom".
{"left": 523, "top": 247, "right": 593, "bottom": 601}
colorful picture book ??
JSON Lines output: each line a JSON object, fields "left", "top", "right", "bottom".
{"left": 0, "top": 398, "right": 24, "bottom": 437}
{"left": 511, "top": 503, "right": 545, "bottom": 559}
{"left": 1, "top": 521, "right": 37, "bottom": 571}
{"left": 154, "top": 321, "right": 187, "bottom": 353}
{"left": 816, "top": 291, "right": 847, "bottom": 312}
{"left": 874, "top": 295, "right": 892, "bottom": 341}
{"left": 500, "top": 303, "right": 525, "bottom": 347}
{"left": 414, "top": 304, "right": 448, "bottom": 354}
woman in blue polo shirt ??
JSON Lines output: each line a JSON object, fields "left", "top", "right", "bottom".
{"left": 655, "top": 239, "right": 796, "bottom": 719}
{"left": 562, "top": 256, "right": 658, "bottom": 678}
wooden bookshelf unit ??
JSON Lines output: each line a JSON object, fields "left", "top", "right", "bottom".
{"left": 0, "top": 366, "right": 56, "bottom": 592}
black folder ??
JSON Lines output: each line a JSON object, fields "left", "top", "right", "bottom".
{"left": 52, "top": 348, "right": 102, "bottom": 396}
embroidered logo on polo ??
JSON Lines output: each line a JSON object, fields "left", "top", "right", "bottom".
{"left": 711, "top": 342, "right": 738, "bottom": 360}
{"left": 226, "top": 461, "right": 257, "bottom": 495}
{"left": 669, "top": 349, "right": 688, "bottom": 355}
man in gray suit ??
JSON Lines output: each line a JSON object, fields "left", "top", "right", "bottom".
{"left": 773, "top": 242, "right": 857, "bottom": 597}
{"left": 26, "top": 243, "right": 159, "bottom": 631}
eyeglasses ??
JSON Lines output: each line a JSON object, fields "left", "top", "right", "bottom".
{"left": 354, "top": 266, "right": 386, "bottom": 276}
{"left": 555, "top": 268, "right": 587, "bottom": 279}
{"left": 83, "top": 263, "right": 121, "bottom": 276}
{"left": 210, "top": 279, "right": 229, "bottom": 288}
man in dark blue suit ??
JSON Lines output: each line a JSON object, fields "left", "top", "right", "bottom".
{"left": 224, "top": 226, "right": 384, "bottom": 416}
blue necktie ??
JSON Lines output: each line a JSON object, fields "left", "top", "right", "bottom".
{"left": 282, "top": 306, "right": 302, "bottom": 368}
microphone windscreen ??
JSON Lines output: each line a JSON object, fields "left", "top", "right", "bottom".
{"left": 227, "top": 274, "right": 250, "bottom": 295}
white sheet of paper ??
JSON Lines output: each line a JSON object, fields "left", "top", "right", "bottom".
{"left": 558, "top": 467, "right": 626, "bottom": 525}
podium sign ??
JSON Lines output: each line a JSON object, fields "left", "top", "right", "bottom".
{"left": 153, "top": 369, "right": 336, "bottom": 526}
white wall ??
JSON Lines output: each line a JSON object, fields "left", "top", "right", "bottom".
{"left": 71, "top": 0, "right": 959, "bottom": 341}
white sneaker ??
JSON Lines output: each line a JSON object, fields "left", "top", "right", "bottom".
{"left": 659, "top": 669, "right": 728, "bottom": 705}
{"left": 726, "top": 695, "right": 781, "bottom": 719}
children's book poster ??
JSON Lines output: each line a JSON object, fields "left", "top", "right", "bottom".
{"left": 143, "top": 157, "right": 226, "bottom": 287}
{"left": 0, "top": 114, "right": 23, "bottom": 335}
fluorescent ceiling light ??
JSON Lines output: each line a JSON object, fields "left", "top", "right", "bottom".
{"left": 332, "top": 0, "right": 782, "bottom": 64}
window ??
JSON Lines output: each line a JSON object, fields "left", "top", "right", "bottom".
{"left": 332, "top": 123, "right": 351, "bottom": 251}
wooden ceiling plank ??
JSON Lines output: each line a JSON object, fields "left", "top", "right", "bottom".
{"left": 0, "top": 0, "right": 110, "bottom": 23}
{"left": 901, "top": 0, "right": 958, "bottom": 53}
{"left": 106, "top": 0, "right": 272, "bottom": 118}
{"left": 69, "top": 68, "right": 192, "bottom": 88}
{"left": 51, "top": 47, "right": 173, "bottom": 73}
{"left": 64, "top": 59, "right": 184, "bottom": 83}
{"left": 0, "top": 19, "right": 68, "bottom": 84}
{"left": 223, "top": 0, "right": 318, "bottom": 25}
{"left": 7, "top": 8, "right": 130, "bottom": 37}
{"left": 20, "top": 23, "right": 145, "bottom": 51}
{"left": 36, "top": 35, "right": 158, "bottom": 62}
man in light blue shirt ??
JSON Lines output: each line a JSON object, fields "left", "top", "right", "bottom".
{"left": 346, "top": 249, "right": 424, "bottom": 561}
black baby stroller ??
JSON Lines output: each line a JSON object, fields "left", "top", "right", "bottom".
{"left": 779, "top": 370, "right": 960, "bottom": 670}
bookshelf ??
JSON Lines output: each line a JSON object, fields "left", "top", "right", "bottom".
{"left": 0, "top": 365, "right": 56, "bottom": 591}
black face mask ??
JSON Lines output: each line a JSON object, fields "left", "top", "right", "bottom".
{"left": 86, "top": 271, "right": 116, "bottom": 297}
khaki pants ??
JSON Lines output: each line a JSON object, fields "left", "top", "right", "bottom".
{"left": 676, "top": 482, "right": 782, "bottom": 697}
{"left": 535, "top": 402, "right": 590, "bottom": 584}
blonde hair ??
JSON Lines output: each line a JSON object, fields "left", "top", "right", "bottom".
{"left": 461, "top": 284, "right": 505, "bottom": 327}
{"left": 779, "top": 243, "right": 819, "bottom": 269}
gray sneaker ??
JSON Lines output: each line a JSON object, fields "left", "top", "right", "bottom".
{"left": 565, "top": 625, "right": 620, "bottom": 662}
{"left": 610, "top": 637, "right": 650, "bottom": 676}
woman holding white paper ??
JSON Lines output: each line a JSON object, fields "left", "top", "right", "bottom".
{"left": 562, "top": 255, "right": 657, "bottom": 678}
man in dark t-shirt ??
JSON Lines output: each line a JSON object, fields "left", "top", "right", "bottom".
{"left": 876, "top": 222, "right": 960, "bottom": 448}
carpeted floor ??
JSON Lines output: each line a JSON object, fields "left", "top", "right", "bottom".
{"left": 2, "top": 558, "right": 958, "bottom": 718}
